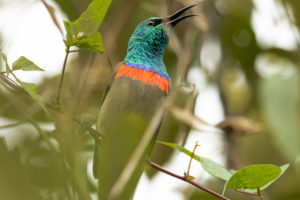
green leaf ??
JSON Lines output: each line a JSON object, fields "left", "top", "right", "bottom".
{"left": 1, "top": 53, "right": 11, "bottom": 75}
{"left": 64, "top": 0, "right": 111, "bottom": 50}
{"left": 261, "top": 164, "right": 289, "bottom": 189}
{"left": 19, "top": 81, "right": 47, "bottom": 112}
{"left": 239, "top": 164, "right": 290, "bottom": 193}
{"left": 12, "top": 56, "right": 44, "bottom": 71}
{"left": 71, "top": 32, "right": 104, "bottom": 53}
{"left": 157, "top": 141, "right": 232, "bottom": 181}
{"left": 226, "top": 164, "right": 282, "bottom": 190}
{"left": 64, "top": 20, "right": 78, "bottom": 42}
{"left": 259, "top": 71, "right": 300, "bottom": 160}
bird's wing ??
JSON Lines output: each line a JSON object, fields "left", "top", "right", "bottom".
{"left": 98, "top": 61, "right": 123, "bottom": 109}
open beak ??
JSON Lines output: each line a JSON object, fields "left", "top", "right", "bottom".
{"left": 162, "top": 4, "right": 198, "bottom": 27}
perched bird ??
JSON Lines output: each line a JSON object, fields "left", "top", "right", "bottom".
{"left": 93, "top": 4, "right": 197, "bottom": 200}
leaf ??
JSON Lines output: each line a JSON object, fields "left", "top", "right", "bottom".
{"left": 64, "top": 0, "right": 111, "bottom": 49}
{"left": 239, "top": 164, "right": 290, "bottom": 193}
{"left": 262, "top": 164, "right": 289, "bottom": 189}
{"left": 71, "top": 32, "right": 104, "bottom": 53}
{"left": 19, "top": 81, "right": 47, "bottom": 112}
{"left": 259, "top": 72, "right": 300, "bottom": 160}
{"left": 226, "top": 164, "right": 282, "bottom": 190}
{"left": 12, "top": 56, "right": 44, "bottom": 71}
{"left": 66, "top": 0, "right": 111, "bottom": 36}
{"left": 1, "top": 53, "right": 11, "bottom": 75}
{"left": 157, "top": 141, "right": 232, "bottom": 181}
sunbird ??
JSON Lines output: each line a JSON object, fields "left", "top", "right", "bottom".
{"left": 93, "top": 4, "right": 197, "bottom": 200}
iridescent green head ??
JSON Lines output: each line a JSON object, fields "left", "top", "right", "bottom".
{"left": 124, "top": 4, "right": 197, "bottom": 76}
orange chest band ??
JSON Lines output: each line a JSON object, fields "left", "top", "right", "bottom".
{"left": 115, "top": 64, "right": 169, "bottom": 94}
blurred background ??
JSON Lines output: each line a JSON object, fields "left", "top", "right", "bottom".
{"left": 0, "top": 0, "right": 300, "bottom": 199}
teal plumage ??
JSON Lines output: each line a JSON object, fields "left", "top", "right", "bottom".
{"left": 93, "top": 5, "right": 197, "bottom": 200}
{"left": 124, "top": 17, "right": 169, "bottom": 77}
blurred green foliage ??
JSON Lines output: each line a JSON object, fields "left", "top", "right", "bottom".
{"left": 0, "top": 0, "right": 300, "bottom": 199}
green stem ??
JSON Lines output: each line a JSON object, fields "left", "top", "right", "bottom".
{"left": 56, "top": 46, "right": 70, "bottom": 105}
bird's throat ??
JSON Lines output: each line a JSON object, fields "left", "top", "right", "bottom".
{"left": 115, "top": 63, "right": 169, "bottom": 94}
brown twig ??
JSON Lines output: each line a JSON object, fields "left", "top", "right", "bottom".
{"left": 0, "top": 73, "right": 19, "bottom": 89}
{"left": 41, "top": 0, "right": 64, "bottom": 36}
{"left": 185, "top": 141, "right": 200, "bottom": 178}
{"left": 148, "top": 160, "right": 230, "bottom": 200}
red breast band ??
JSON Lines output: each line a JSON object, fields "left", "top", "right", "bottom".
{"left": 115, "top": 64, "right": 169, "bottom": 94}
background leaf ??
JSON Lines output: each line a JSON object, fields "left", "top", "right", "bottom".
{"left": 65, "top": 0, "right": 111, "bottom": 36}
{"left": 259, "top": 71, "right": 300, "bottom": 160}
{"left": 12, "top": 56, "right": 44, "bottom": 71}
{"left": 64, "top": 0, "right": 111, "bottom": 51}
{"left": 1, "top": 53, "right": 11, "bottom": 75}
{"left": 19, "top": 81, "right": 47, "bottom": 112}
{"left": 71, "top": 32, "right": 104, "bottom": 53}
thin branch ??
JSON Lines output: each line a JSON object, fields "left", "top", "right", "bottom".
{"left": 0, "top": 120, "right": 27, "bottom": 129}
{"left": 27, "top": 116, "right": 57, "bottom": 152}
{"left": 186, "top": 141, "right": 200, "bottom": 178}
{"left": 56, "top": 46, "right": 70, "bottom": 105}
{"left": 148, "top": 160, "right": 230, "bottom": 200}
{"left": 0, "top": 74, "right": 103, "bottom": 141}
{"left": 41, "top": 0, "right": 64, "bottom": 36}
{"left": 0, "top": 73, "right": 19, "bottom": 89}
{"left": 45, "top": 103, "right": 104, "bottom": 141}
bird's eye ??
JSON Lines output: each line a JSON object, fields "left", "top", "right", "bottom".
{"left": 147, "top": 20, "right": 155, "bottom": 26}
{"left": 146, "top": 19, "right": 162, "bottom": 26}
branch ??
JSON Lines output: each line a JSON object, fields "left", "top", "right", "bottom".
{"left": 56, "top": 46, "right": 70, "bottom": 105}
{"left": 0, "top": 120, "right": 27, "bottom": 129}
{"left": 148, "top": 160, "right": 230, "bottom": 200}
{"left": 45, "top": 103, "right": 104, "bottom": 141}
{"left": 41, "top": 0, "right": 64, "bottom": 36}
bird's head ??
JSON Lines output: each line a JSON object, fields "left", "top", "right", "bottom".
{"left": 125, "top": 4, "right": 197, "bottom": 73}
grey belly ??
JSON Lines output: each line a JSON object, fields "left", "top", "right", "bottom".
{"left": 97, "top": 76, "right": 167, "bottom": 134}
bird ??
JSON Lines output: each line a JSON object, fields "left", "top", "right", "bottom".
{"left": 93, "top": 4, "right": 197, "bottom": 200}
